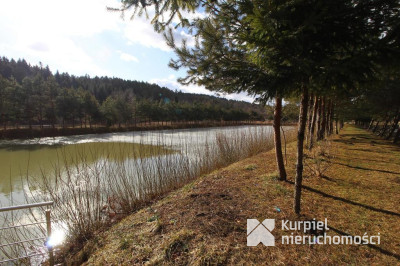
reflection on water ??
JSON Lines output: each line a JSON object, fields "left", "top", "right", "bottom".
{"left": 0, "top": 125, "right": 281, "bottom": 207}
{"left": 46, "top": 227, "right": 66, "bottom": 248}
{"left": 0, "top": 125, "right": 274, "bottom": 200}
{"left": 0, "top": 140, "right": 174, "bottom": 265}
{"left": 0, "top": 141, "right": 172, "bottom": 203}
{"left": 0, "top": 125, "right": 282, "bottom": 208}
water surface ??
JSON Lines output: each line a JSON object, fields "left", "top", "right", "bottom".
{"left": 0, "top": 125, "right": 279, "bottom": 204}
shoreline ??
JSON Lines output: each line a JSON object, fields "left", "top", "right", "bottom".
{"left": 0, "top": 121, "right": 297, "bottom": 141}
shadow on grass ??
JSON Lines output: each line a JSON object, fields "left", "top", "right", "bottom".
{"left": 345, "top": 147, "right": 396, "bottom": 154}
{"left": 286, "top": 181, "right": 400, "bottom": 217}
{"left": 302, "top": 214, "right": 400, "bottom": 261}
{"left": 320, "top": 175, "right": 337, "bottom": 183}
{"left": 328, "top": 226, "right": 400, "bottom": 261}
{"left": 332, "top": 161, "right": 400, "bottom": 175}
{"left": 301, "top": 183, "right": 400, "bottom": 217}
{"left": 333, "top": 134, "right": 375, "bottom": 144}
{"left": 333, "top": 131, "right": 400, "bottom": 150}
{"left": 335, "top": 154, "right": 393, "bottom": 164}
{"left": 334, "top": 132, "right": 380, "bottom": 141}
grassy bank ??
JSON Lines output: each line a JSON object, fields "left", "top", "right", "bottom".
{"left": 73, "top": 125, "right": 400, "bottom": 265}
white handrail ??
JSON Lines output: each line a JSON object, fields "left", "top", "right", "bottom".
{"left": 0, "top": 201, "right": 55, "bottom": 265}
{"left": 0, "top": 201, "right": 53, "bottom": 212}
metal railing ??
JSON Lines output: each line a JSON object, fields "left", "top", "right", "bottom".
{"left": 0, "top": 201, "right": 54, "bottom": 265}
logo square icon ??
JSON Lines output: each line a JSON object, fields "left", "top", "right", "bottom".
{"left": 247, "top": 219, "right": 275, "bottom": 246}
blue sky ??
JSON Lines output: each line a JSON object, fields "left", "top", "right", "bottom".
{"left": 0, "top": 0, "right": 254, "bottom": 102}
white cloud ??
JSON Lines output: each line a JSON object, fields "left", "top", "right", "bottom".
{"left": 223, "top": 93, "right": 256, "bottom": 103}
{"left": 123, "top": 18, "right": 172, "bottom": 51}
{"left": 0, "top": 0, "right": 120, "bottom": 37}
{"left": 122, "top": 20, "right": 196, "bottom": 52}
{"left": 150, "top": 75, "right": 212, "bottom": 95}
{"left": 0, "top": 0, "right": 121, "bottom": 76}
{"left": 118, "top": 51, "right": 139, "bottom": 62}
{"left": 150, "top": 75, "right": 255, "bottom": 103}
{"left": 28, "top": 42, "right": 50, "bottom": 52}
{"left": 1, "top": 34, "right": 111, "bottom": 77}
{"left": 121, "top": 8, "right": 199, "bottom": 52}
{"left": 0, "top": 0, "right": 200, "bottom": 77}
{"left": 161, "top": 9, "right": 207, "bottom": 25}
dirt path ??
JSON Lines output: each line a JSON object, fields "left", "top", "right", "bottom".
{"left": 72, "top": 125, "right": 400, "bottom": 265}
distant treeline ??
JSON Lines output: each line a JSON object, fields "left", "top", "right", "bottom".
{"left": 0, "top": 56, "right": 266, "bottom": 129}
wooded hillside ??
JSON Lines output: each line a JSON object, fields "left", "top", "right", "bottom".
{"left": 0, "top": 56, "right": 266, "bottom": 129}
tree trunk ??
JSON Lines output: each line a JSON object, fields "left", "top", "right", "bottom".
{"left": 294, "top": 86, "right": 309, "bottom": 214}
{"left": 273, "top": 96, "right": 287, "bottom": 181}
{"left": 372, "top": 121, "right": 380, "bottom": 133}
{"left": 329, "top": 102, "right": 334, "bottom": 135}
{"left": 326, "top": 99, "right": 331, "bottom": 136}
{"left": 368, "top": 119, "right": 374, "bottom": 130}
{"left": 379, "top": 116, "right": 390, "bottom": 136}
{"left": 394, "top": 127, "right": 400, "bottom": 143}
{"left": 386, "top": 114, "right": 400, "bottom": 140}
{"left": 317, "top": 96, "right": 326, "bottom": 141}
{"left": 308, "top": 95, "right": 318, "bottom": 150}
{"left": 316, "top": 97, "right": 322, "bottom": 140}
{"left": 335, "top": 119, "right": 339, "bottom": 134}
{"left": 306, "top": 93, "right": 314, "bottom": 144}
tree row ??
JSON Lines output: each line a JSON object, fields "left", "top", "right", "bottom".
{"left": 0, "top": 57, "right": 267, "bottom": 130}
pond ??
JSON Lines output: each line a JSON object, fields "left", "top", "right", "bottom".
{"left": 0, "top": 125, "right": 283, "bottom": 264}
{"left": 0, "top": 125, "right": 278, "bottom": 207}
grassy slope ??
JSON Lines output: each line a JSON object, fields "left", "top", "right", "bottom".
{"left": 77, "top": 125, "right": 400, "bottom": 265}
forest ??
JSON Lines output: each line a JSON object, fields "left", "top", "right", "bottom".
{"left": 0, "top": 56, "right": 266, "bottom": 130}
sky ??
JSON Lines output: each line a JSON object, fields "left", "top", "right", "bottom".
{"left": 0, "top": 0, "right": 255, "bottom": 102}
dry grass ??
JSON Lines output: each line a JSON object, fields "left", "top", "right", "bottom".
{"left": 79, "top": 125, "right": 400, "bottom": 265}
